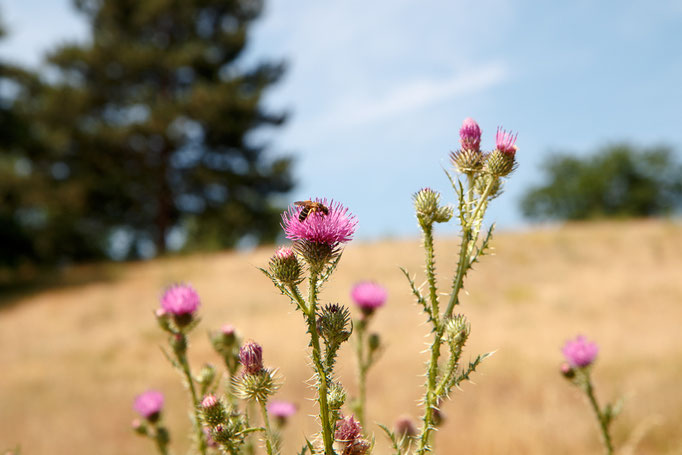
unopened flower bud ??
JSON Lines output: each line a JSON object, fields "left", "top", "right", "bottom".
{"left": 197, "top": 363, "right": 216, "bottom": 391}
{"left": 459, "top": 117, "right": 482, "bottom": 152}
{"left": 368, "top": 333, "right": 381, "bottom": 352}
{"left": 431, "top": 403, "right": 445, "bottom": 427}
{"left": 327, "top": 381, "right": 347, "bottom": 411}
{"left": 234, "top": 369, "right": 280, "bottom": 403}
{"left": 413, "top": 188, "right": 453, "bottom": 227}
{"left": 239, "top": 341, "right": 264, "bottom": 375}
{"left": 560, "top": 362, "right": 576, "bottom": 379}
{"left": 155, "top": 426, "right": 170, "bottom": 446}
{"left": 317, "top": 303, "right": 353, "bottom": 345}
{"left": 445, "top": 315, "right": 470, "bottom": 348}
{"left": 200, "top": 394, "right": 226, "bottom": 426}
{"left": 269, "top": 246, "right": 303, "bottom": 285}
{"left": 155, "top": 309, "right": 172, "bottom": 333}
{"left": 474, "top": 174, "right": 502, "bottom": 199}
{"left": 131, "top": 419, "right": 148, "bottom": 436}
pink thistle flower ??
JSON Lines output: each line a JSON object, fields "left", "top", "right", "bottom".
{"left": 274, "top": 246, "right": 295, "bottom": 259}
{"left": 160, "top": 284, "right": 200, "bottom": 317}
{"left": 459, "top": 117, "right": 482, "bottom": 151}
{"left": 495, "top": 127, "right": 518, "bottom": 156}
{"left": 351, "top": 281, "right": 387, "bottom": 316}
{"left": 281, "top": 198, "right": 357, "bottom": 246}
{"left": 562, "top": 335, "right": 599, "bottom": 368}
{"left": 335, "top": 414, "right": 362, "bottom": 442}
{"left": 221, "top": 324, "right": 236, "bottom": 336}
{"left": 239, "top": 340, "right": 264, "bottom": 374}
{"left": 201, "top": 394, "right": 218, "bottom": 409}
{"left": 133, "top": 389, "right": 164, "bottom": 421}
{"left": 267, "top": 400, "right": 297, "bottom": 419}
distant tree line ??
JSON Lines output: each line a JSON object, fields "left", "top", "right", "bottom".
{"left": 0, "top": 0, "right": 293, "bottom": 280}
{"left": 521, "top": 144, "right": 682, "bottom": 221}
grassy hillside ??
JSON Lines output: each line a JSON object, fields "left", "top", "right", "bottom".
{"left": 1, "top": 220, "right": 681, "bottom": 454}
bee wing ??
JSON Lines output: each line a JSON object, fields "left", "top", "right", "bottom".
{"left": 294, "top": 200, "right": 311, "bottom": 206}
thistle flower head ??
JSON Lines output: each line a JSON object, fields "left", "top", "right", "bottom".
{"left": 197, "top": 363, "right": 216, "bottom": 390}
{"left": 239, "top": 341, "right": 264, "bottom": 375}
{"left": 133, "top": 389, "right": 164, "bottom": 422}
{"left": 335, "top": 414, "right": 363, "bottom": 442}
{"left": 267, "top": 400, "right": 297, "bottom": 426}
{"left": 221, "top": 324, "right": 236, "bottom": 336}
{"left": 317, "top": 303, "right": 353, "bottom": 345}
{"left": 160, "top": 284, "right": 200, "bottom": 327}
{"left": 351, "top": 281, "right": 387, "bottom": 316}
{"left": 233, "top": 369, "right": 280, "bottom": 403}
{"left": 460, "top": 117, "right": 482, "bottom": 151}
{"left": 394, "top": 415, "right": 417, "bottom": 438}
{"left": 495, "top": 127, "right": 518, "bottom": 156}
{"left": 562, "top": 335, "right": 599, "bottom": 368}
{"left": 281, "top": 198, "right": 357, "bottom": 246}
{"left": 327, "top": 381, "right": 348, "bottom": 411}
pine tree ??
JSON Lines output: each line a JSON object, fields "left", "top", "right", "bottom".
{"left": 40, "top": 0, "right": 293, "bottom": 259}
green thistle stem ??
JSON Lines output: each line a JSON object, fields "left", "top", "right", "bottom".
{"left": 306, "top": 273, "right": 335, "bottom": 455}
{"left": 258, "top": 401, "right": 277, "bottom": 455}
{"left": 422, "top": 224, "right": 440, "bottom": 324}
{"left": 355, "top": 319, "right": 368, "bottom": 429}
{"left": 584, "top": 373, "right": 614, "bottom": 455}
{"left": 177, "top": 351, "right": 207, "bottom": 455}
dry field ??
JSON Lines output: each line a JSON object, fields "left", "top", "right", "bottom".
{"left": 1, "top": 220, "right": 681, "bottom": 454}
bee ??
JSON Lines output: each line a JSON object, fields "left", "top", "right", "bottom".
{"left": 294, "top": 200, "right": 329, "bottom": 222}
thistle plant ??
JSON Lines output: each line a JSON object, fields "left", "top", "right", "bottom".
{"left": 261, "top": 198, "right": 357, "bottom": 454}
{"left": 349, "top": 281, "right": 388, "bottom": 429}
{"left": 392, "top": 118, "right": 518, "bottom": 454}
{"left": 561, "top": 335, "right": 621, "bottom": 455}
{"left": 132, "top": 390, "right": 170, "bottom": 455}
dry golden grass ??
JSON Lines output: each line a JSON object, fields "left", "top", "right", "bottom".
{"left": 1, "top": 220, "right": 682, "bottom": 454}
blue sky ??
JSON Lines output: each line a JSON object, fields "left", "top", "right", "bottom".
{"left": 1, "top": 0, "right": 681, "bottom": 240}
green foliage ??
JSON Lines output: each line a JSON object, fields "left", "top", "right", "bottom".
{"left": 1, "top": 0, "right": 293, "bottom": 271}
{"left": 521, "top": 144, "right": 682, "bottom": 221}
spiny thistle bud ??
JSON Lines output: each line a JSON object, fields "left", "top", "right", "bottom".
{"left": 131, "top": 419, "right": 148, "bottom": 436}
{"left": 200, "top": 394, "right": 227, "bottom": 427}
{"left": 445, "top": 314, "right": 470, "bottom": 348}
{"left": 344, "top": 439, "right": 371, "bottom": 455}
{"left": 459, "top": 117, "right": 482, "bottom": 152}
{"left": 317, "top": 303, "right": 353, "bottom": 345}
{"left": 239, "top": 341, "right": 264, "bottom": 375}
{"left": 484, "top": 127, "right": 518, "bottom": 177}
{"left": 474, "top": 174, "right": 503, "bottom": 199}
{"left": 368, "top": 333, "right": 381, "bottom": 352}
{"left": 155, "top": 309, "right": 172, "bottom": 333}
{"left": 560, "top": 362, "right": 576, "bottom": 380}
{"left": 327, "top": 381, "right": 347, "bottom": 411}
{"left": 234, "top": 369, "right": 280, "bottom": 403}
{"left": 413, "top": 188, "right": 453, "bottom": 227}
{"left": 431, "top": 401, "right": 446, "bottom": 427}
{"left": 197, "top": 363, "right": 216, "bottom": 391}
{"left": 269, "top": 246, "right": 303, "bottom": 284}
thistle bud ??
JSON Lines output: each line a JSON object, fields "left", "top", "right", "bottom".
{"left": 234, "top": 369, "right": 280, "bottom": 403}
{"left": 155, "top": 426, "right": 170, "bottom": 446}
{"left": 327, "top": 381, "right": 347, "bottom": 411}
{"left": 474, "top": 174, "right": 502, "bottom": 199}
{"left": 197, "top": 363, "right": 216, "bottom": 392}
{"left": 155, "top": 309, "right": 172, "bottom": 333}
{"left": 459, "top": 117, "right": 482, "bottom": 152}
{"left": 131, "top": 419, "right": 148, "bottom": 436}
{"left": 368, "top": 333, "right": 381, "bottom": 352}
{"left": 317, "top": 303, "right": 353, "bottom": 345}
{"left": 413, "top": 188, "right": 453, "bottom": 228}
{"left": 445, "top": 315, "right": 470, "bottom": 348}
{"left": 239, "top": 341, "right": 264, "bottom": 375}
{"left": 269, "top": 246, "right": 303, "bottom": 285}
{"left": 335, "top": 414, "right": 362, "bottom": 442}
{"left": 431, "top": 403, "right": 446, "bottom": 427}
{"left": 200, "top": 394, "right": 226, "bottom": 427}
{"left": 560, "top": 362, "right": 576, "bottom": 380}
{"left": 451, "top": 148, "right": 484, "bottom": 175}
